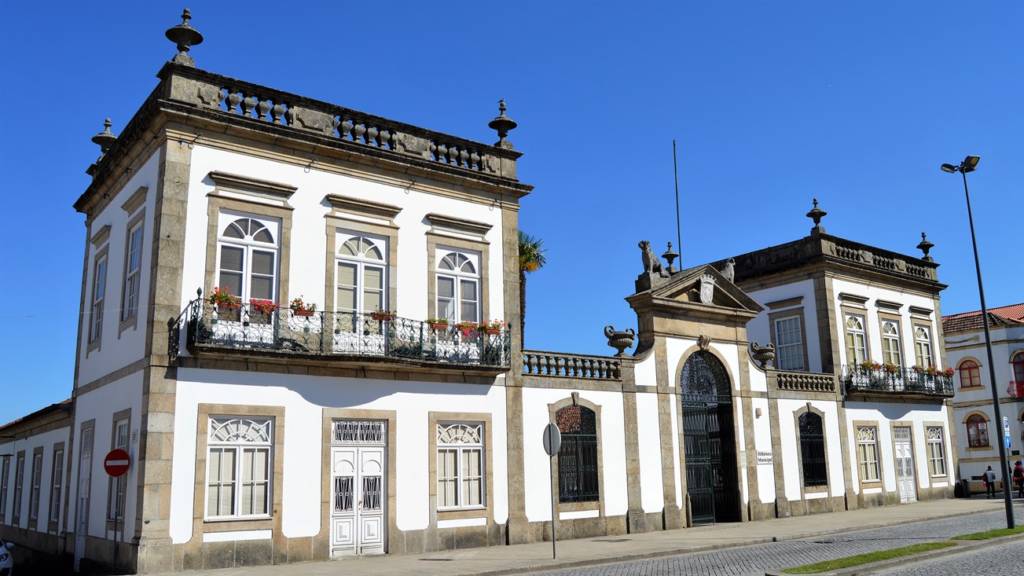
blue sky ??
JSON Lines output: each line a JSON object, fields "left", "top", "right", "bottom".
{"left": 1, "top": 2, "right": 1020, "bottom": 422}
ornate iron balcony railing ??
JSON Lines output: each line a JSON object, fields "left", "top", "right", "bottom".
{"left": 168, "top": 295, "right": 510, "bottom": 370}
{"left": 841, "top": 365, "right": 954, "bottom": 398}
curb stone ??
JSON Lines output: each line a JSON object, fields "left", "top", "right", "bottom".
{"left": 434, "top": 506, "right": 1010, "bottom": 576}
{"left": 763, "top": 532, "right": 1024, "bottom": 576}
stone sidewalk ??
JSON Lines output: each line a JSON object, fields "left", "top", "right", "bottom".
{"left": 157, "top": 499, "right": 1009, "bottom": 576}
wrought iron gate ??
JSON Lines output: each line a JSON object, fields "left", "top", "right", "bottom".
{"left": 681, "top": 351, "right": 739, "bottom": 524}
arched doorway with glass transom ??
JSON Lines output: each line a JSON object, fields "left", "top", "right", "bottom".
{"left": 680, "top": 350, "right": 740, "bottom": 524}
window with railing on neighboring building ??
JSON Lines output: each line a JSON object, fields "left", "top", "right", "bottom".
{"left": 881, "top": 320, "right": 903, "bottom": 367}
{"left": 914, "top": 326, "right": 933, "bottom": 368}
{"left": 845, "top": 314, "right": 867, "bottom": 366}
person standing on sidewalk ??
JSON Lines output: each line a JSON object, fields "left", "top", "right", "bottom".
{"left": 984, "top": 466, "right": 997, "bottom": 498}
{"left": 1013, "top": 460, "right": 1024, "bottom": 498}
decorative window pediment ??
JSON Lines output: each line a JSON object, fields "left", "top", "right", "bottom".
{"left": 437, "top": 423, "right": 483, "bottom": 445}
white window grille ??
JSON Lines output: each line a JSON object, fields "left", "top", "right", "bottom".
{"left": 845, "top": 314, "right": 867, "bottom": 365}
{"left": 89, "top": 254, "right": 108, "bottom": 344}
{"left": 926, "top": 426, "right": 946, "bottom": 477}
{"left": 436, "top": 250, "right": 480, "bottom": 323}
{"left": 856, "top": 426, "right": 880, "bottom": 482}
{"left": 881, "top": 320, "right": 902, "bottom": 366}
{"left": 436, "top": 423, "right": 484, "bottom": 510}
{"left": 216, "top": 216, "right": 279, "bottom": 304}
{"left": 121, "top": 221, "right": 144, "bottom": 322}
{"left": 773, "top": 315, "right": 804, "bottom": 371}
{"left": 914, "top": 326, "right": 933, "bottom": 368}
{"left": 333, "top": 420, "right": 386, "bottom": 444}
{"left": 206, "top": 417, "right": 273, "bottom": 519}
{"left": 107, "top": 419, "right": 129, "bottom": 522}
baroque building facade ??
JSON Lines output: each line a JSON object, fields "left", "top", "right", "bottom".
{"left": 0, "top": 11, "right": 959, "bottom": 574}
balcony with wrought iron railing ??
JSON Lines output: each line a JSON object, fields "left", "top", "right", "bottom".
{"left": 841, "top": 364, "right": 954, "bottom": 400}
{"left": 168, "top": 294, "right": 510, "bottom": 371}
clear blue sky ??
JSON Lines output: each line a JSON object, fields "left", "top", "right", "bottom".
{"left": 1, "top": 2, "right": 1020, "bottom": 422}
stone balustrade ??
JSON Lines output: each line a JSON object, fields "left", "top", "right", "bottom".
{"left": 523, "top": 350, "right": 622, "bottom": 380}
{"left": 158, "top": 63, "right": 518, "bottom": 180}
{"left": 774, "top": 371, "right": 836, "bottom": 393}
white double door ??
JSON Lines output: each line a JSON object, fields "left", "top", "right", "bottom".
{"left": 894, "top": 427, "right": 917, "bottom": 504}
{"left": 74, "top": 426, "right": 94, "bottom": 572}
{"left": 331, "top": 444, "right": 386, "bottom": 556}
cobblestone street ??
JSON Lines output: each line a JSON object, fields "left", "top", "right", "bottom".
{"left": 875, "top": 536, "right": 1023, "bottom": 576}
{"left": 528, "top": 506, "right": 1024, "bottom": 576}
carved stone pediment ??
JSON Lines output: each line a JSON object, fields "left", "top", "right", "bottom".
{"left": 642, "top": 265, "right": 762, "bottom": 314}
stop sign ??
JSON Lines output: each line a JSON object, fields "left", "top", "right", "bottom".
{"left": 104, "top": 449, "right": 130, "bottom": 477}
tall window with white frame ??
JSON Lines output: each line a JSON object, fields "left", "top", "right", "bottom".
{"left": 845, "top": 314, "right": 868, "bottom": 367}
{"left": 107, "top": 418, "right": 128, "bottom": 525}
{"left": 336, "top": 234, "right": 387, "bottom": 331}
{"left": 856, "top": 426, "right": 880, "bottom": 483}
{"left": 11, "top": 454, "right": 24, "bottom": 526}
{"left": 49, "top": 447, "right": 64, "bottom": 527}
{"left": 773, "top": 315, "right": 805, "bottom": 371}
{"left": 914, "top": 326, "right": 933, "bottom": 369}
{"left": 436, "top": 250, "right": 480, "bottom": 324}
{"left": 881, "top": 320, "right": 903, "bottom": 367}
{"left": 436, "top": 423, "right": 485, "bottom": 510}
{"left": 217, "top": 216, "right": 279, "bottom": 319}
{"left": 89, "top": 252, "right": 108, "bottom": 346}
{"left": 28, "top": 451, "right": 42, "bottom": 525}
{"left": 121, "top": 219, "right": 144, "bottom": 324}
{"left": 206, "top": 417, "right": 272, "bottom": 519}
{"left": 0, "top": 456, "right": 9, "bottom": 524}
{"left": 926, "top": 426, "right": 947, "bottom": 477}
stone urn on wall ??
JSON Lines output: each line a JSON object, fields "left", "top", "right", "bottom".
{"left": 604, "top": 325, "right": 636, "bottom": 357}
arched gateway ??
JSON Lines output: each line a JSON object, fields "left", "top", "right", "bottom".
{"left": 681, "top": 351, "right": 740, "bottom": 524}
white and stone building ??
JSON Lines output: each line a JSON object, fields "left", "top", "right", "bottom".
{"left": 0, "top": 11, "right": 960, "bottom": 574}
{"left": 943, "top": 303, "right": 1024, "bottom": 488}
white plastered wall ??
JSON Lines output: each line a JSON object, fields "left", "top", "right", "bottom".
{"left": 77, "top": 151, "right": 160, "bottom": 386}
{"left": 830, "top": 278, "right": 944, "bottom": 371}
{"left": 521, "top": 388, "right": 627, "bottom": 522}
{"left": 843, "top": 402, "right": 952, "bottom": 494}
{"left": 635, "top": 392, "right": 663, "bottom": 512}
{"left": 0, "top": 426, "right": 71, "bottom": 533}
{"left": 746, "top": 279, "right": 822, "bottom": 372}
{"left": 776, "top": 399, "right": 845, "bottom": 501}
{"left": 66, "top": 371, "right": 144, "bottom": 540}
{"left": 168, "top": 369, "right": 508, "bottom": 544}
{"left": 179, "top": 145, "right": 506, "bottom": 322}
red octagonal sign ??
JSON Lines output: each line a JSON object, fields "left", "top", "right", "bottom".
{"left": 104, "top": 449, "right": 131, "bottom": 477}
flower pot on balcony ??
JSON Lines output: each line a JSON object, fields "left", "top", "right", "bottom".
{"left": 427, "top": 319, "right": 449, "bottom": 331}
{"left": 371, "top": 311, "right": 395, "bottom": 322}
{"left": 293, "top": 308, "right": 316, "bottom": 318}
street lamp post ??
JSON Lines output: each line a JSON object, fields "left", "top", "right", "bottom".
{"left": 940, "top": 155, "right": 1015, "bottom": 529}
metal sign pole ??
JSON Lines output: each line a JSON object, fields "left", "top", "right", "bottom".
{"left": 542, "top": 423, "right": 561, "bottom": 560}
{"left": 548, "top": 452, "right": 557, "bottom": 559}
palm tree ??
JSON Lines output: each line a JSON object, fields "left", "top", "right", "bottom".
{"left": 518, "top": 231, "right": 546, "bottom": 347}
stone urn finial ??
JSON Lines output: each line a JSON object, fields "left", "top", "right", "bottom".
{"left": 91, "top": 118, "right": 117, "bottom": 154}
{"left": 165, "top": 8, "right": 204, "bottom": 67}
{"left": 662, "top": 242, "right": 679, "bottom": 273}
{"left": 488, "top": 99, "right": 518, "bottom": 150}
{"left": 806, "top": 197, "right": 827, "bottom": 235}
{"left": 750, "top": 342, "right": 776, "bottom": 370}
{"left": 916, "top": 232, "right": 934, "bottom": 262}
{"left": 604, "top": 325, "right": 636, "bottom": 357}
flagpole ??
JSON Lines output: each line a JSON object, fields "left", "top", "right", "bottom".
{"left": 672, "top": 140, "right": 682, "bottom": 259}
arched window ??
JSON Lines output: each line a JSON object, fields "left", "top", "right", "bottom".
{"left": 913, "top": 326, "right": 933, "bottom": 368}
{"left": 556, "top": 404, "right": 599, "bottom": 503}
{"left": 881, "top": 320, "right": 903, "bottom": 366}
{"left": 217, "top": 216, "right": 278, "bottom": 303}
{"left": 965, "top": 414, "right": 990, "bottom": 448}
{"left": 958, "top": 360, "right": 981, "bottom": 388}
{"left": 1013, "top": 352, "right": 1024, "bottom": 387}
{"left": 798, "top": 412, "right": 827, "bottom": 488}
{"left": 436, "top": 249, "right": 480, "bottom": 323}
{"left": 335, "top": 234, "right": 387, "bottom": 315}
{"left": 845, "top": 314, "right": 867, "bottom": 365}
